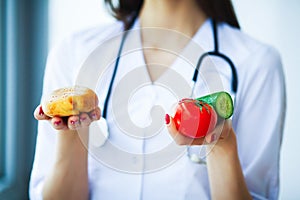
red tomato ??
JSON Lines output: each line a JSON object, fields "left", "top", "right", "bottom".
{"left": 173, "top": 99, "right": 217, "bottom": 138}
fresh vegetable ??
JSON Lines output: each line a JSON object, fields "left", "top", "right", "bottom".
{"left": 172, "top": 91, "right": 234, "bottom": 139}
{"left": 173, "top": 99, "right": 218, "bottom": 138}
{"left": 196, "top": 91, "right": 234, "bottom": 119}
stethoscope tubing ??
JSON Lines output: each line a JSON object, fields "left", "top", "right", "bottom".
{"left": 101, "top": 17, "right": 238, "bottom": 164}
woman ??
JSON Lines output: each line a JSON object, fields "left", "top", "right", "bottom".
{"left": 30, "top": 0, "right": 286, "bottom": 199}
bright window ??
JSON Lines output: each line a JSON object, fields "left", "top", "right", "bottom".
{"left": 0, "top": 0, "right": 48, "bottom": 199}
{"left": 0, "top": 0, "right": 5, "bottom": 179}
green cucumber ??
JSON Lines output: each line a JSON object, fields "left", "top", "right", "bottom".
{"left": 196, "top": 91, "right": 234, "bottom": 119}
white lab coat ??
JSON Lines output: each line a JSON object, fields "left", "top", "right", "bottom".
{"left": 29, "top": 18, "right": 286, "bottom": 200}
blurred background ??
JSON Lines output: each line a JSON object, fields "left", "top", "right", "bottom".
{"left": 0, "top": 0, "right": 299, "bottom": 199}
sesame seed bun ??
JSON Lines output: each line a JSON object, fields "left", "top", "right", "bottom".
{"left": 42, "top": 86, "right": 98, "bottom": 117}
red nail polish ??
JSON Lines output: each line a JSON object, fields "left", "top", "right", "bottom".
{"left": 54, "top": 120, "right": 61, "bottom": 126}
{"left": 70, "top": 120, "right": 76, "bottom": 125}
{"left": 39, "top": 106, "right": 44, "bottom": 116}
{"left": 80, "top": 117, "right": 87, "bottom": 121}
{"left": 211, "top": 134, "right": 217, "bottom": 142}
{"left": 91, "top": 113, "right": 97, "bottom": 119}
{"left": 165, "top": 114, "right": 170, "bottom": 125}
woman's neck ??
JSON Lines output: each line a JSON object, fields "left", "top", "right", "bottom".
{"left": 139, "top": 0, "right": 207, "bottom": 37}
{"left": 138, "top": 0, "right": 208, "bottom": 82}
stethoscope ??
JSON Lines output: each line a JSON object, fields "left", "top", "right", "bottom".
{"left": 100, "top": 17, "right": 238, "bottom": 164}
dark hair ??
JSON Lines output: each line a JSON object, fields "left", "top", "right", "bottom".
{"left": 104, "top": 0, "right": 240, "bottom": 30}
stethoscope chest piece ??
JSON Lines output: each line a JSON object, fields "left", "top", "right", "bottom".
{"left": 188, "top": 148, "right": 207, "bottom": 165}
{"left": 189, "top": 153, "right": 205, "bottom": 164}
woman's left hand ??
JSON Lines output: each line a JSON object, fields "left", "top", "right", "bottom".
{"left": 165, "top": 114, "right": 237, "bottom": 153}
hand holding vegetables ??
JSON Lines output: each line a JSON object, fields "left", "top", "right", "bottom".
{"left": 167, "top": 91, "right": 234, "bottom": 141}
{"left": 173, "top": 99, "right": 218, "bottom": 138}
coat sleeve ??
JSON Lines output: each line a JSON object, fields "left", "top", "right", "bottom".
{"left": 29, "top": 22, "right": 123, "bottom": 199}
{"left": 232, "top": 46, "right": 286, "bottom": 200}
{"left": 29, "top": 37, "right": 76, "bottom": 200}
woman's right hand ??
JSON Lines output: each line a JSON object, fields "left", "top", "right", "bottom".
{"left": 34, "top": 105, "right": 96, "bottom": 199}
{"left": 33, "top": 105, "right": 101, "bottom": 131}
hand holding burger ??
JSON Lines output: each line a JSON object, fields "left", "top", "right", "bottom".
{"left": 34, "top": 85, "right": 101, "bottom": 130}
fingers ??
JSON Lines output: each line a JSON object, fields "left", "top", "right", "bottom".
{"left": 165, "top": 114, "right": 205, "bottom": 146}
{"left": 205, "top": 119, "right": 232, "bottom": 144}
{"left": 165, "top": 113, "right": 233, "bottom": 146}
{"left": 165, "top": 114, "right": 177, "bottom": 136}
{"left": 166, "top": 114, "right": 186, "bottom": 145}
{"left": 66, "top": 107, "right": 100, "bottom": 130}
{"left": 50, "top": 114, "right": 93, "bottom": 131}
{"left": 89, "top": 107, "right": 101, "bottom": 121}
{"left": 48, "top": 107, "right": 101, "bottom": 131}
{"left": 51, "top": 117, "right": 68, "bottom": 130}
{"left": 33, "top": 105, "right": 50, "bottom": 120}
{"left": 34, "top": 104, "right": 101, "bottom": 131}
{"left": 220, "top": 119, "right": 232, "bottom": 139}
{"left": 67, "top": 115, "right": 80, "bottom": 130}
{"left": 79, "top": 113, "right": 92, "bottom": 127}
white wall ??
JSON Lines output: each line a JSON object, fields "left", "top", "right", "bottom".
{"left": 48, "top": 0, "right": 114, "bottom": 48}
{"left": 232, "top": 1, "right": 300, "bottom": 199}
{"left": 49, "top": 0, "right": 300, "bottom": 199}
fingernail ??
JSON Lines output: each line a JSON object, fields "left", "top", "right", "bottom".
{"left": 165, "top": 114, "right": 170, "bottom": 125}
{"left": 80, "top": 116, "right": 87, "bottom": 121}
{"left": 39, "top": 106, "right": 44, "bottom": 116}
{"left": 54, "top": 120, "right": 61, "bottom": 126}
{"left": 211, "top": 134, "right": 217, "bottom": 143}
{"left": 91, "top": 113, "right": 97, "bottom": 120}
{"left": 70, "top": 120, "right": 78, "bottom": 125}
